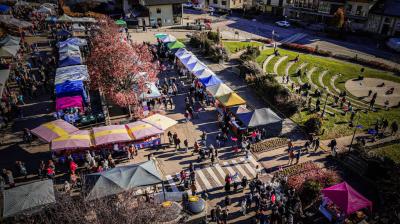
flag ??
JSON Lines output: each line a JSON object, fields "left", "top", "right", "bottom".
{"left": 272, "top": 30, "right": 275, "bottom": 36}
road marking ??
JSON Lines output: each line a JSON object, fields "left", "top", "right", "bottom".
{"left": 196, "top": 169, "right": 213, "bottom": 190}
{"left": 239, "top": 158, "right": 256, "bottom": 178}
{"left": 214, "top": 164, "right": 227, "bottom": 180}
{"left": 222, "top": 161, "right": 237, "bottom": 177}
{"left": 231, "top": 159, "right": 251, "bottom": 179}
{"left": 249, "top": 156, "right": 259, "bottom": 168}
{"left": 205, "top": 167, "right": 223, "bottom": 186}
{"left": 165, "top": 174, "right": 179, "bottom": 192}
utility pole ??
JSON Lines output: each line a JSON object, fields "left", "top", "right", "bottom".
{"left": 348, "top": 113, "right": 362, "bottom": 152}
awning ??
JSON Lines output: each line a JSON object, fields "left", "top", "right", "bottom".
{"left": 83, "top": 160, "right": 163, "bottom": 201}
{"left": 236, "top": 108, "right": 282, "bottom": 128}
{"left": 160, "top": 34, "right": 176, "bottom": 43}
{"left": 2, "top": 180, "right": 55, "bottom": 218}
{"left": 31, "top": 119, "right": 79, "bottom": 142}
{"left": 51, "top": 130, "right": 92, "bottom": 152}
{"left": 167, "top": 41, "right": 185, "bottom": 50}
{"left": 216, "top": 92, "right": 246, "bottom": 107}
{"left": 142, "top": 113, "right": 177, "bottom": 131}
{"left": 188, "top": 61, "right": 207, "bottom": 73}
{"left": 56, "top": 95, "right": 84, "bottom": 111}
{"left": 0, "top": 69, "right": 10, "bottom": 96}
{"left": 55, "top": 65, "right": 89, "bottom": 85}
{"left": 206, "top": 83, "right": 233, "bottom": 97}
{"left": 230, "top": 105, "right": 250, "bottom": 115}
{"left": 59, "top": 55, "right": 82, "bottom": 67}
{"left": 126, "top": 121, "right": 163, "bottom": 140}
{"left": 198, "top": 75, "right": 222, "bottom": 87}
{"left": 174, "top": 48, "right": 188, "bottom": 57}
{"left": 57, "top": 37, "right": 88, "bottom": 47}
{"left": 194, "top": 68, "right": 215, "bottom": 78}
{"left": 92, "top": 125, "right": 132, "bottom": 146}
{"left": 139, "top": 82, "right": 161, "bottom": 99}
{"left": 322, "top": 182, "right": 372, "bottom": 215}
{"left": 115, "top": 19, "right": 127, "bottom": 26}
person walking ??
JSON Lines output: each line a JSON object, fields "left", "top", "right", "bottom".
{"left": 241, "top": 198, "right": 247, "bottom": 215}
{"left": 184, "top": 139, "right": 189, "bottom": 153}
{"left": 222, "top": 208, "right": 229, "bottom": 224}
{"left": 314, "top": 137, "right": 320, "bottom": 152}
{"left": 167, "top": 131, "right": 173, "bottom": 145}
{"left": 329, "top": 139, "right": 337, "bottom": 152}
{"left": 190, "top": 182, "right": 197, "bottom": 196}
{"left": 224, "top": 174, "right": 231, "bottom": 193}
{"left": 288, "top": 150, "right": 295, "bottom": 165}
{"left": 295, "top": 149, "right": 301, "bottom": 164}
{"left": 391, "top": 121, "right": 398, "bottom": 135}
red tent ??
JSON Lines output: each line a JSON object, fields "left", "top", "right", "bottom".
{"left": 321, "top": 182, "right": 372, "bottom": 215}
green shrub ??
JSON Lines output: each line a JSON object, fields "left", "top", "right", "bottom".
{"left": 207, "top": 31, "right": 220, "bottom": 43}
{"left": 240, "top": 46, "right": 261, "bottom": 61}
{"left": 304, "top": 116, "right": 322, "bottom": 134}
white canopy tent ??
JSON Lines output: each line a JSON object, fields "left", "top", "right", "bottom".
{"left": 55, "top": 65, "right": 89, "bottom": 84}
{"left": 0, "top": 69, "right": 10, "bottom": 96}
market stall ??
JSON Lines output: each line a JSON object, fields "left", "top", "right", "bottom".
{"left": 236, "top": 108, "right": 282, "bottom": 128}
{"left": 216, "top": 92, "right": 246, "bottom": 108}
{"left": 55, "top": 80, "right": 87, "bottom": 101}
{"left": 92, "top": 125, "right": 132, "bottom": 146}
{"left": 206, "top": 83, "right": 233, "bottom": 98}
{"left": 198, "top": 75, "right": 222, "bottom": 87}
{"left": 56, "top": 95, "right": 84, "bottom": 112}
{"left": 51, "top": 130, "right": 92, "bottom": 152}
{"left": 320, "top": 182, "right": 372, "bottom": 222}
{"left": 31, "top": 119, "right": 79, "bottom": 142}
{"left": 55, "top": 65, "right": 89, "bottom": 85}
{"left": 142, "top": 113, "right": 178, "bottom": 131}
{"left": 160, "top": 34, "right": 176, "bottom": 43}
{"left": 126, "top": 121, "right": 163, "bottom": 140}
{"left": 0, "top": 35, "right": 20, "bottom": 58}
{"left": 59, "top": 55, "right": 82, "bottom": 67}
{"left": 57, "top": 37, "right": 88, "bottom": 47}
{"left": 0, "top": 69, "right": 10, "bottom": 96}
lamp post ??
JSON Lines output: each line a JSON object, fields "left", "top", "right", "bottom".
{"left": 321, "top": 93, "right": 330, "bottom": 118}
{"left": 348, "top": 113, "right": 362, "bottom": 152}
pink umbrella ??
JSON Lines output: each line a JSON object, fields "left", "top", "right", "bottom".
{"left": 125, "top": 121, "right": 163, "bottom": 140}
{"left": 92, "top": 125, "right": 132, "bottom": 146}
{"left": 322, "top": 182, "right": 372, "bottom": 215}
{"left": 56, "top": 95, "right": 84, "bottom": 111}
{"left": 51, "top": 130, "right": 92, "bottom": 152}
{"left": 31, "top": 119, "right": 79, "bottom": 143}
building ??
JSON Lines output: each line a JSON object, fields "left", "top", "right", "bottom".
{"left": 209, "top": 0, "right": 246, "bottom": 12}
{"left": 284, "top": 0, "right": 376, "bottom": 29}
{"left": 123, "top": 0, "right": 186, "bottom": 27}
{"left": 255, "top": 0, "right": 287, "bottom": 16}
{"left": 366, "top": 0, "right": 400, "bottom": 36}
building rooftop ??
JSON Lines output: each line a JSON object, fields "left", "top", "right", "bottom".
{"left": 143, "top": 0, "right": 187, "bottom": 6}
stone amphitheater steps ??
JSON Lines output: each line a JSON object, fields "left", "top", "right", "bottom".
{"left": 274, "top": 56, "right": 288, "bottom": 75}
{"left": 318, "top": 70, "right": 330, "bottom": 93}
{"left": 293, "top": 63, "right": 308, "bottom": 86}
{"left": 263, "top": 54, "right": 275, "bottom": 73}
{"left": 306, "top": 67, "right": 319, "bottom": 89}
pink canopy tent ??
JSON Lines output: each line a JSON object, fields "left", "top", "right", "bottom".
{"left": 51, "top": 130, "right": 92, "bottom": 152}
{"left": 125, "top": 121, "right": 163, "bottom": 140}
{"left": 56, "top": 95, "right": 84, "bottom": 111}
{"left": 321, "top": 182, "right": 372, "bottom": 215}
{"left": 92, "top": 125, "right": 132, "bottom": 146}
{"left": 31, "top": 119, "right": 79, "bottom": 143}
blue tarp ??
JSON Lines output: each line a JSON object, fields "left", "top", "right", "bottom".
{"left": 0, "top": 4, "right": 11, "bottom": 12}
{"left": 45, "top": 16, "right": 57, "bottom": 23}
{"left": 58, "top": 37, "right": 87, "bottom": 48}
{"left": 59, "top": 56, "right": 81, "bottom": 67}
{"left": 55, "top": 80, "right": 87, "bottom": 101}
{"left": 56, "top": 29, "right": 71, "bottom": 37}
{"left": 199, "top": 75, "right": 222, "bottom": 87}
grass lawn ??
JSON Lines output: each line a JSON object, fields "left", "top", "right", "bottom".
{"left": 222, "top": 41, "right": 264, "bottom": 54}
{"left": 371, "top": 144, "right": 400, "bottom": 164}
{"left": 254, "top": 47, "right": 400, "bottom": 140}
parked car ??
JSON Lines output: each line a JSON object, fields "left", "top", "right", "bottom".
{"left": 193, "top": 4, "right": 203, "bottom": 10}
{"left": 183, "top": 2, "right": 193, "bottom": 8}
{"left": 275, "top": 21, "right": 290, "bottom": 28}
{"left": 208, "top": 6, "right": 215, "bottom": 12}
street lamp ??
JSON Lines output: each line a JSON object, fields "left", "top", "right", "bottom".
{"left": 321, "top": 93, "right": 330, "bottom": 118}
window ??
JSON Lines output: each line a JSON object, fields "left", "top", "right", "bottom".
{"left": 355, "top": 5, "right": 362, "bottom": 16}
{"left": 222, "top": 0, "right": 227, "bottom": 5}
{"left": 213, "top": 0, "right": 218, "bottom": 4}
{"left": 156, "top": 8, "right": 161, "bottom": 13}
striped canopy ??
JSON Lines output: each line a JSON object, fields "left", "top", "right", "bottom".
{"left": 126, "top": 121, "right": 163, "bottom": 140}
{"left": 31, "top": 119, "right": 79, "bottom": 143}
{"left": 92, "top": 125, "right": 132, "bottom": 146}
{"left": 51, "top": 130, "right": 92, "bottom": 152}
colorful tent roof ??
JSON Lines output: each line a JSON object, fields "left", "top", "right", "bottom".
{"left": 322, "top": 182, "right": 372, "bottom": 215}
{"left": 83, "top": 161, "right": 163, "bottom": 201}
{"left": 236, "top": 108, "right": 282, "bottom": 128}
{"left": 194, "top": 68, "right": 215, "bottom": 78}
{"left": 139, "top": 82, "right": 161, "bottom": 99}
{"left": 55, "top": 80, "right": 86, "bottom": 100}
{"left": 142, "top": 114, "right": 177, "bottom": 131}
{"left": 216, "top": 92, "right": 246, "bottom": 107}
{"left": 2, "top": 180, "right": 55, "bottom": 218}
{"left": 180, "top": 54, "right": 198, "bottom": 67}
{"left": 174, "top": 48, "right": 188, "bottom": 57}
{"left": 155, "top": 33, "right": 168, "bottom": 39}
{"left": 31, "top": 119, "right": 79, "bottom": 142}
{"left": 92, "top": 125, "right": 132, "bottom": 146}
{"left": 167, "top": 41, "right": 185, "bottom": 50}
{"left": 126, "top": 121, "right": 163, "bottom": 140}
{"left": 0, "top": 36, "right": 21, "bottom": 57}
{"left": 188, "top": 61, "right": 207, "bottom": 73}
{"left": 59, "top": 55, "right": 82, "bottom": 67}
{"left": 115, "top": 19, "right": 127, "bottom": 26}
{"left": 59, "top": 43, "right": 80, "bottom": 53}
{"left": 55, "top": 65, "right": 89, "bottom": 85}
{"left": 57, "top": 37, "right": 87, "bottom": 47}
{"left": 160, "top": 34, "right": 176, "bottom": 43}
{"left": 56, "top": 95, "right": 84, "bottom": 111}
{"left": 199, "top": 75, "right": 222, "bottom": 87}
{"left": 230, "top": 105, "right": 250, "bottom": 115}
{"left": 51, "top": 130, "right": 92, "bottom": 151}
{"left": 206, "top": 83, "right": 233, "bottom": 97}
{"left": 0, "top": 4, "right": 11, "bottom": 12}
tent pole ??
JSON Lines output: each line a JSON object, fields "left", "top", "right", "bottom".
{"left": 162, "top": 182, "right": 166, "bottom": 201}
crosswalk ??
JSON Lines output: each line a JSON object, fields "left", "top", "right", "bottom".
{"left": 164, "top": 156, "right": 261, "bottom": 193}
{"left": 280, "top": 33, "right": 307, "bottom": 44}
